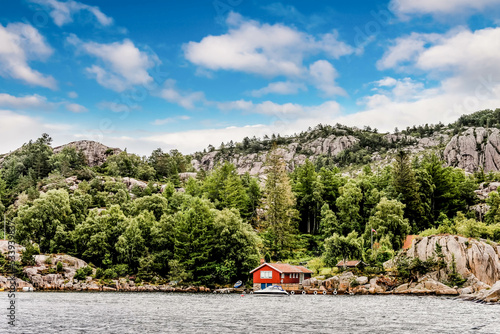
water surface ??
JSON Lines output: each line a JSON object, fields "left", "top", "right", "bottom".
{"left": 0, "top": 292, "right": 498, "bottom": 333}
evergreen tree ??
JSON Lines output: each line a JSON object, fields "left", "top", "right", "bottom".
{"left": 293, "top": 159, "right": 323, "bottom": 234}
{"left": 261, "top": 147, "right": 298, "bottom": 259}
{"left": 392, "top": 150, "right": 423, "bottom": 231}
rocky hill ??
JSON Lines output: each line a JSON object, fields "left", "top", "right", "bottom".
{"left": 0, "top": 140, "right": 121, "bottom": 168}
{"left": 53, "top": 140, "right": 121, "bottom": 167}
{"left": 444, "top": 127, "right": 500, "bottom": 173}
{"left": 191, "top": 126, "right": 450, "bottom": 176}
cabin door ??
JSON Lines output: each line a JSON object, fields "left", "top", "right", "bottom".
{"left": 299, "top": 273, "right": 304, "bottom": 284}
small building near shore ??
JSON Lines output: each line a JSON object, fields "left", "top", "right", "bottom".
{"left": 250, "top": 263, "right": 313, "bottom": 291}
{"left": 336, "top": 260, "right": 367, "bottom": 269}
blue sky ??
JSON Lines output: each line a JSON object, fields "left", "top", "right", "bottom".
{"left": 2, "top": 0, "right": 500, "bottom": 155}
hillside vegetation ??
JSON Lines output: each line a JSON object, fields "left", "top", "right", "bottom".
{"left": 1, "top": 109, "right": 500, "bottom": 287}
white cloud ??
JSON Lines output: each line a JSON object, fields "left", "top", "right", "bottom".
{"left": 216, "top": 99, "right": 341, "bottom": 119}
{"left": 30, "top": 0, "right": 113, "bottom": 27}
{"left": 152, "top": 115, "right": 191, "bottom": 126}
{"left": 378, "top": 27, "right": 500, "bottom": 93}
{"left": 65, "top": 103, "right": 88, "bottom": 113}
{"left": 184, "top": 12, "right": 354, "bottom": 78}
{"left": 375, "top": 77, "right": 398, "bottom": 87}
{"left": 390, "top": 0, "right": 500, "bottom": 18}
{"left": 0, "top": 93, "right": 53, "bottom": 109}
{"left": 377, "top": 32, "right": 441, "bottom": 71}
{"left": 363, "top": 26, "right": 500, "bottom": 131}
{"left": 158, "top": 79, "right": 206, "bottom": 109}
{"left": 250, "top": 81, "right": 307, "bottom": 97}
{"left": 69, "top": 35, "right": 158, "bottom": 92}
{"left": 68, "top": 91, "right": 78, "bottom": 99}
{"left": 309, "top": 60, "right": 346, "bottom": 96}
{"left": 0, "top": 23, "right": 56, "bottom": 88}
{"left": 145, "top": 101, "right": 341, "bottom": 154}
{"left": 0, "top": 109, "right": 73, "bottom": 154}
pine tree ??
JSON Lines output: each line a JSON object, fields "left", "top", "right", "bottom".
{"left": 392, "top": 150, "right": 423, "bottom": 231}
{"left": 262, "top": 147, "right": 297, "bottom": 259}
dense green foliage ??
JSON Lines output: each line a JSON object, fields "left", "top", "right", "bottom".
{"left": 2, "top": 112, "right": 500, "bottom": 286}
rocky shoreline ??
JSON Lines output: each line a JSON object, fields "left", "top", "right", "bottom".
{"left": 1, "top": 235, "right": 499, "bottom": 304}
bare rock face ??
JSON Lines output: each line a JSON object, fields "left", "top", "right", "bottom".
{"left": 444, "top": 127, "right": 500, "bottom": 172}
{"left": 53, "top": 140, "right": 121, "bottom": 167}
{"left": 406, "top": 235, "right": 500, "bottom": 286}
{"left": 0, "top": 240, "right": 24, "bottom": 261}
{"left": 474, "top": 182, "right": 500, "bottom": 200}
{"left": 192, "top": 135, "right": 359, "bottom": 176}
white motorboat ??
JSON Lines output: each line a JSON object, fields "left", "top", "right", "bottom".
{"left": 253, "top": 285, "right": 289, "bottom": 296}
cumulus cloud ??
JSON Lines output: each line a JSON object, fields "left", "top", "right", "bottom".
{"left": 0, "top": 23, "right": 56, "bottom": 89}
{"left": 309, "top": 60, "right": 346, "bottom": 96}
{"left": 250, "top": 81, "right": 307, "bottom": 97}
{"left": 68, "top": 91, "right": 78, "bottom": 99}
{"left": 184, "top": 12, "right": 354, "bottom": 78}
{"left": 68, "top": 35, "right": 158, "bottom": 92}
{"left": 158, "top": 79, "right": 206, "bottom": 109}
{"left": 0, "top": 109, "right": 73, "bottom": 154}
{"left": 0, "top": 93, "right": 53, "bottom": 110}
{"left": 378, "top": 27, "right": 500, "bottom": 93}
{"left": 65, "top": 103, "right": 88, "bottom": 113}
{"left": 145, "top": 101, "right": 341, "bottom": 154}
{"left": 30, "top": 0, "right": 113, "bottom": 27}
{"left": 216, "top": 99, "right": 341, "bottom": 119}
{"left": 367, "top": 26, "right": 500, "bottom": 130}
{"left": 390, "top": 0, "right": 500, "bottom": 18}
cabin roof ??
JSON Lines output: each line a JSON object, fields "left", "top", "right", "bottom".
{"left": 249, "top": 263, "right": 313, "bottom": 274}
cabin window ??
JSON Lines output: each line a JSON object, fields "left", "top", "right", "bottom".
{"left": 260, "top": 271, "right": 272, "bottom": 279}
{"left": 281, "top": 273, "right": 284, "bottom": 278}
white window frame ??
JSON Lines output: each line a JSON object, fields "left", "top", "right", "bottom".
{"left": 260, "top": 271, "right": 272, "bottom": 279}
{"left": 281, "top": 273, "right": 284, "bottom": 278}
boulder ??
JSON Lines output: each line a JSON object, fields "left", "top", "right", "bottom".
{"left": 405, "top": 235, "right": 500, "bottom": 286}
{"left": 122, "top": 177, "right": 148, "bottom": 191}
{"left": 356, "top": 276, "right": 368, "bottom": 285}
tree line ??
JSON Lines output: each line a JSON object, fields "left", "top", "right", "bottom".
{"left": 1, "top": 131, "right": 500, "bottom": 286}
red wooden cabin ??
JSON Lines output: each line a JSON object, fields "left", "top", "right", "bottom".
{"left": 250, "top": 263, "right": 313, "bottom": 290}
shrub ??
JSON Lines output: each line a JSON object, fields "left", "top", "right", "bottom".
{"left": 56, "top": 261, "right": 63, "bottom": 272}
{"left": 21, "top": 244, "right": 39, "bottom": 266}
{"left": 102, "top": 268, "right": 118, "bottom": 279}
{"left": 113, "top": 264, "right": 130, "bottom": 277}
{"left": 74, "top": 266, "right": 93, "bottom": 280}
{"left": 95, "top": 268, "right": 104, "bottom": 279}
{"left": 45, "top": 257, "right": 52, "bottom": 265}
{"left": 446, "top": 254, "right": 466, "bottom": 287}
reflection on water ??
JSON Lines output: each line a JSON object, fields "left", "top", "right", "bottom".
{"left": 0, "top": 292, "right": 498, "bottom": 333}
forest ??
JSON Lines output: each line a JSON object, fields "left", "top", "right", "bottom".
{"left": 2, "top": 115, "right": 500, "bottom": 287}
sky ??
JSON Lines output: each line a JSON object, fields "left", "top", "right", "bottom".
{"left": 2, "top": 0, "right": 500, "bottom": 155}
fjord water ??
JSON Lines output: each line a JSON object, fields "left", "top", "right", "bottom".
{"left": 1, "top": 293, "right": 498, "bottom": 333}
